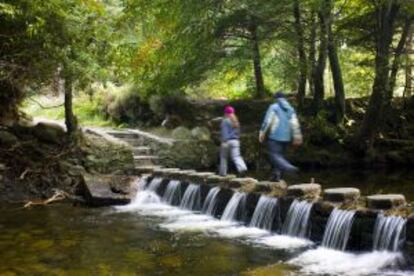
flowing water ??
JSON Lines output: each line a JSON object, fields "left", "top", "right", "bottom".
{"left": 221, "top": 192, "right": 247, "bottom": 222}
{"left": 281, "top": 200, "right": 313, "bottom": 238}
{"left": 1, "top": 173, "right": 413, "bottom": 275}
{"left": 179, "top": 183, "right": 201, "bottom": 211}
{"left": 373, "top": 213, "right": 407, "bottom": 252}
{"left": 162, "top": 180, "right": 182, "bottom": 206}
{"left": 201, "top": 186, "right": 220, "bottom": 215}
{"left": 249, "top": 195, "right": 278, "bottom": 231}
{"left": 322, "top": 208, "right": 356, "bottom": 250}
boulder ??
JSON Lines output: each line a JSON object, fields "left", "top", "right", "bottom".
{"left": 33, "top": 122, "right": 66, "bottom": 144}
{"left": 323, "top": 187, "right": 360, "bottom": 203}
{"left": 366, "top": 194, "right": 406, "bottom": 210}
{"left": 287, "top": 183, "right": 321, "bottom": 199}
{"left": 171, "top": 126, "right": 192, "bottom": 140}
{"left": 81, "top": 174, "right": 136, "bottom": 206}
{"left": 191, "top": 127, "right": 211, "bottom": 141}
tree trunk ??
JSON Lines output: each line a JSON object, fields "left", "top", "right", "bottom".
{"left": 311, "top": 8, "right": 328, "bottom": 115}
{"left": 250, "top": 20, "right": 266, "bottom": 99}
{"left": 386, "top": 16, "right": 413, "bottom": 107}
{"left": 308, "top": 11, "right": 317, "bottom": 98}
{"left": 356, "top": 1, "right": 400, "bottom": 147}
{"left": 325, "top": 0, "right": 346, "bottom": 124}
{"left": 64, "top": 75, "right": 78, "bottom": 139}
{"left": 404, "top": 33, "right": 413, "bottom": 100}
{"left": 293, "top": 0, "right": 307, "bottom": 110}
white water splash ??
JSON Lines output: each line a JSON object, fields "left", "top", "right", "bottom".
{"left": 289, "top": 248, "right": 404, "bottom": 276}
{"left": 212, "top": 226, "right": 269, "bottom": 239}
{"left": 255, "top": 235, "right": 312, "bottom": 249}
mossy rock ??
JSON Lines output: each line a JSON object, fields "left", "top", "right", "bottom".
{"left": 33, "top": 122, "right": 66, "bottom": 144}
{"left": 171, "top": 126, "right": 192, "bottom": 139}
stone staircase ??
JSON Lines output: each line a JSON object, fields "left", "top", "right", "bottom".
{"left": 104, "top": 129, "right": 162, "bottom": 174}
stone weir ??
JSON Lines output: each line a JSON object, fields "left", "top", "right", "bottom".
{"left": 138, "top": 168, "right": 414, "bottom": 264}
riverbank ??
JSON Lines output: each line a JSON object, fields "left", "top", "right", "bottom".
{"left": 0, "top": 120, "right": 133, "bottom": 202}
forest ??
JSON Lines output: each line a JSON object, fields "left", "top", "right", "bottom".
{"left": 0, "top": 0, "right": 412, "bottom": 144}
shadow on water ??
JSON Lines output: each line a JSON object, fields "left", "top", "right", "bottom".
{"left": 0, "top": 203, "right": 297, "bottom": 275}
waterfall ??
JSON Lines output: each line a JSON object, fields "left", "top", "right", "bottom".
{"left": 373, "top": 213, "right": 407, "bottom": 252}
{"left": 162, "top": 180, "right": 182, "bottom": 206}
{"left": 221, "top": 192, "right": 247, "bottom": 222}
{"left": 249, "top": 195, "right": 278, "bottom": 231}
{"left": 202, "top": 187, "right": 221, "bottom": 216}
{"left": 322, "top": 208, "right": 356, "bottom": 250}
{"left": 281, "top": 200, "right": 313, "bottom": 238}
{"left": 146, "top": 177, "right": 163, "bottom": 193}
{"left": 180, "top": 184, "right": 201, "bottom": 211}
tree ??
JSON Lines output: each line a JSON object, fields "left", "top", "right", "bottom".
{"left": 0, "top": 0, "right": 115, "bottom": 139}
{"left": 356, "top": 0, "right": 401, "bottom": 146}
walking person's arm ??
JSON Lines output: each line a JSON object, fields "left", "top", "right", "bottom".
{"left": 259, "top": 106, "right": 278, "bottom": 143}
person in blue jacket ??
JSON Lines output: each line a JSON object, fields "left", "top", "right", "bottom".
{"left": 219, "top": 105, "right": 247, "bottom": 176}
{"left": 259, "top": 91, "right": 303, "bottom": 181}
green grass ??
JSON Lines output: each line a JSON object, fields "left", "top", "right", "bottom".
{"left": 22, "top": 94, "right": 118, "bottom": 128}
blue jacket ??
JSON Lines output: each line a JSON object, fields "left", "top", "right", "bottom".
{"left": 260, "top": 98, "right": 302, "bottom": 142}
{"left": 221, "top": 118, "right": 240, "bottom": 142}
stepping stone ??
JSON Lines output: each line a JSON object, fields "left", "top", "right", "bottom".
{"left": 168, "top": 170, "right": 196, "bottom": 180}
{"left": 287, "top": 183, "right": 321, "bottom": 199}
{"left": 323, "top": 187, "right": 360, "bottom": 203}
{"left": 153, "top": 168, "right": 180, "bottom": 177}
{"left": 133, "top": 165, "right": 162, "bottom": 174}
{"left": 366, "top": 194, "right": 406, "bottom": 210}
{"left": 228, "top": 177, "right": 258, "bottom": 189}
{"left": 253, "top": 181, "right": 288, "bottom": 194}
{"left": 0, "top": 164, "right": 5, "bottom": 171}
{"left": 206, "top": 175, "right": 236, "bottom": 185}
{"left": 187, "top": 172, "right": 215, "bottom": 184}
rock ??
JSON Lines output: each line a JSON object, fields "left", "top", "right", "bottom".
{"left": 168, "top": 170, "right": 196, "bottom": 180}
{"left": 191, "top": 127, "right": 211, "bottom": 141}
{"left": 81, "top": 174, "right": 134, "bottom": 206}
{"left": 0, "top": 130, "right": 18, "bottom": 146}
{"left": 253, "top": 181, "right": 288, "bottom": 195}
{"left": 187, "top": 172, "right": 215, "bottom": 184}
{"left": 33, "top": 122, "right": 66, "bottom": 144}
{"left": 206, "top": 174, "right": 236, "bottom": 185}
{"left": 171, "top": 126, "right": 192, "bottom": 140}
{"left": 366, "top": 194, "right": 406, "bottom": 210}
{"left": 153, "top": 168, "right": 180, "bottom": 177}
{"left": 0, "top": 164, "right": 5, "bottom": 171}
{"left": 133, "top": 166, "right": 162, "bottom": 175}
{"left": 323, "top": 187, "right": 360, "bottom": 203}
{"left": 228, "top": 177, "right": 258, "bottom": 189}
{"left": 287, "top": 183, "right": 321, "bottom": 199}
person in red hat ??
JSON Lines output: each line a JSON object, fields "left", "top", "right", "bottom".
{"left": 219, "top": 105, "right": 247, "bottom": 176}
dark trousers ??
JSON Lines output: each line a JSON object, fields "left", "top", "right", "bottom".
{"left": 267, "top": 140, "right": 298, "bottom": 181}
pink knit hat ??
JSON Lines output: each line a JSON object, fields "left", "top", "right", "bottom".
{"left": 224, "top": 105, "right": 235, "bottom": 114}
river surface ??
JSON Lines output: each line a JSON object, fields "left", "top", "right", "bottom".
{"left": 1, "top": 169, "right": 414, "bottom": 275}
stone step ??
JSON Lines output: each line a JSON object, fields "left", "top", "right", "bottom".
{"left": 133, "top": 146, "right": 151, "bottom": 155}
{"left": 323, "top": 187, "right": 360, "bottom": 203}
{"left": 120, "top": 138, "right": 145, "bottom": 146}
{"left": 134, "top": 155, "right": 159, "bottom": 166}
{"left": 366, "top": 194, "right": 406, "bottom": 210}
{"left": 105, "top": 130, "right": 138, "bottom": 139}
